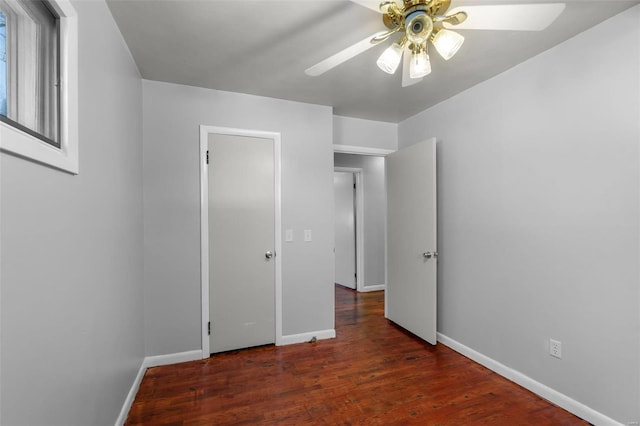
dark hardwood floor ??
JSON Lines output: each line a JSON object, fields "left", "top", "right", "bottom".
{"left": 126, "top": 285, "right": 589, "bottom": 425}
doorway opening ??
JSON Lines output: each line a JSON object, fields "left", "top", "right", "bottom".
{"left": 333, "top": 152, "right": 387, "bottom": 293}
{"left": 334, "top": 168, "right": 362, "bottom": 291}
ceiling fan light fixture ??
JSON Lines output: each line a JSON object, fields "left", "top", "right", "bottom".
{"left": 409, "top": 46, "right": 431, "bottom": 79}
{"left": 377, "top": 37, "right": 405, "bottom": 74}
{"left": 379, "top": 0, "right": 401, "bottom": 14}
{"left": 432, "top": 28, "right": 464, "bottom": 60}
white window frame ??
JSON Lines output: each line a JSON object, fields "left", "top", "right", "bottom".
{"left": 0, "top": 0, "right": 78, "bottom": 174}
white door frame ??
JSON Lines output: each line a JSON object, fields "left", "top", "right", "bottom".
{"left": 334, "top": 167, "right": 364, "bottom": 292}
{"left": 333, "top": 145, "right": 395, "bottom": 156}
{"left": 200, "top": 125, "right": 283, "bottom": 358}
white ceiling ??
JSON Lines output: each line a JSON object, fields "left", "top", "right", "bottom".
{"left": 106, "top": 0, "right": 638, "bottom": 123}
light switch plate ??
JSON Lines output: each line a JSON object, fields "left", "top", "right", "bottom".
{"left": 304, "top": 229, "right": 312, "bottom": 242}
{"left": 285, "top": 229, "right": 293, "bottom": 242}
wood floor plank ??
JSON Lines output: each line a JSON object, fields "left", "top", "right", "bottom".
{"left": 126, "top": 285, "right": 589, "bottom": 425}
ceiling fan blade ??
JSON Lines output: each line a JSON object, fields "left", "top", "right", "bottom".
{"left": 444, "top": 3, "right": 566, "bottom": 31}
{"left": 402, "top": 46, "right": 422, "bottom": 88}
{"left": 349, "top": 0, "right": 383, "bottom": 13}
{"left": 305, "top": 31, "right": 393, "bottom": 77}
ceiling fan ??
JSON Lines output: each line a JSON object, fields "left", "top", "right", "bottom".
{"left": 305, "top": 0, "right": 566, "bottom": 87}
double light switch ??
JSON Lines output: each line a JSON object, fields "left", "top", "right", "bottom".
{"left": 284, "top": 229, "right": 312, "bottom": 242}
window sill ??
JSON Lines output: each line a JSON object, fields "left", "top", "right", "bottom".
{"left": 1, "top": 117, "right": 77, "bottom": 174}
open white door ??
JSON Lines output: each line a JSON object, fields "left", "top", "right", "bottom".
{"left": 334, "top": 171, "right": 357, "bottom": 289}
{"left": 385, "top": 138, "right": 437, "bottom": 344}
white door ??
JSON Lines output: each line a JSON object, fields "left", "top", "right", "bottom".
{"left": 334, "top": 172, "right": 356, "bottom": 289}
{"left": 386, "top": 138, "right": 437, "bottom": 344}
{"left": 208, "top": 134, "right": 275, "bottom": 353}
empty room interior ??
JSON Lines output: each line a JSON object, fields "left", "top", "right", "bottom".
{"left": 1, "top": 0, "right": 639, "bottom": 425}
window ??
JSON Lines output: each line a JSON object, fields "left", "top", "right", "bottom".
{"left": 0, "top": 0, "right": 77, "bottom": 174}
{"left": 0, "top": 0, "right": 59, "bottom": 146}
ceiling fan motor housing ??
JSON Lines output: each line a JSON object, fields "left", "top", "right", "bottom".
{"left": 405, "top": 9, "right": 433, "bottom": 44}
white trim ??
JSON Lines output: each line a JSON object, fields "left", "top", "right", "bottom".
{"left": 200, "top": 125, "right": 283, "bottom": 358}
{"left": 359, "top": 284, "right": 385, "bottom": 292}
{"left": 115, "top": 350, "right": 201, "bottom": 426}
{"left": 437, "top": 333, "right": 625, "bottom": 426}
{"left": 384, "top": 151, "right": 389, "bottom": 318}
{"left": 200, "top": 127, "right": 210, "bottom": 357}
{"left": 333, "top": 144, "right": 394, "bottom": 156}
{"left": 279, "top": 329, "right": 336, "bottom": 346}
{"left": 274, "top": 132, "right": 283, "bottom": 346}
{"left": 0, "top": 0, "right": 78, "bottom": 174}
{"left": 115, "top": 362, "right": 146, "bottom": 426}
{"left": 142, "top": 349, "right": 202, "bottom": 369}
{"left": 334, "top": 167, "right": 364, "bottom": 292}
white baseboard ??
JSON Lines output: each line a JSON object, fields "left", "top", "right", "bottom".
{"left": 359, "top": 284, "right": 385, "bottom": 292}
{"left": 142, "top": 349, "right": 201, "bottom": 369}
{"left": 115, "top": 349, "right": 201, "bottom": 426}
{"left": 437, "top": 333, "right": 624, "bottom": 426}
{"left": 279, "top": 329, "right": 336, "bottom": 346}
{"left": 115, "top": 361, "right": 146, "bottom": 426}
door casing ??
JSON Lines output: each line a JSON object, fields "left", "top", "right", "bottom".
{"left": 199, "top": 125, "right": 282, "bottom": 358}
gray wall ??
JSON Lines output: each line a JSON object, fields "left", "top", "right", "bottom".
{"left": 0, "top": 1, "right": 144, "bottom": 425}
{"left": 333, "top": 115, "right": 397, "bottom": 150}
{"left": 142, "top": 80, "right": 335, "bottom": 356}
{"left": 398, "top": 6, "right": 640, "bottom": 423}
{"left": 334, "top": 153, "right": 386, "bottom": 288}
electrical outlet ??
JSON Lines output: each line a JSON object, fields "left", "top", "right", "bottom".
{"left": 549, "top": 339, "right": 562, "bottom": 359}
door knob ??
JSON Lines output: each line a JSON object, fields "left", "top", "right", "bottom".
{"left": 423, "top": 252, "right": 432, "bottom": 259}
{"left": 265, "top": 251, "right": 274, "bottom": 260}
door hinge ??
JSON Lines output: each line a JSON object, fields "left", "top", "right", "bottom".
{"left": 208, "top": 321, "right": 211, "bottom": 335}
{"left": 206, "top": 150, "right": 209, "bottom": 164}
{"left": 353, "top": 183, "right": 356, "bottom": 189}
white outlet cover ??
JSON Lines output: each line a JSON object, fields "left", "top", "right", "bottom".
{"left": 550, "top": 338, "right": 562, "bottom": 359}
